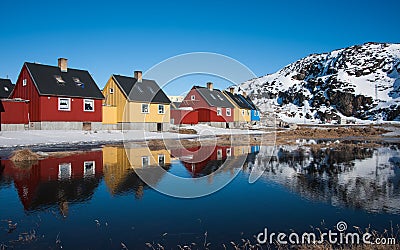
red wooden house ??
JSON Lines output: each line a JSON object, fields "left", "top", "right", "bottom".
{"left": 1, "top": 150, "right": 103, "bottom": 211}
{"left": 171, "top": 145, "right": 233, "bottom": 177}
{"left": 10, "top": 58, "right": 104, "bottom": 130}
{"left": 170, "top": 102, "right": 199, "bottom": 125}
{"left": 180, "top": 82, "right": 235, "bottom": 128}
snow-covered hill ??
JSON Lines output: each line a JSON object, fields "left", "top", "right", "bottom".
{"left": 239, "top": 42, "right": 400, "bottom": 123}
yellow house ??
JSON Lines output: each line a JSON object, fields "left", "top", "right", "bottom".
{"left": 223, "top": 88, "right": 251, "bottom": 127}
{"left": 102, "top": 71, "right": 171, "bottom": 131}
{"left": 102, "top": 146, "right": 171, "bottom": 196}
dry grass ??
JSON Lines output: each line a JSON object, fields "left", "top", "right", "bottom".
{"left": 10, "top": 149, "right": 39, "bottom": 162}
{"left": 177, "top": 128, "right": 198, "bottom": 134}
{"left": 276, "top": 126, "right": 389, "bottom": 145}
{"left": 9, "top": 149, "right": 40, "bottom": 169}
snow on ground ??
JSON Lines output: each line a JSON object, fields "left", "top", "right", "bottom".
{"left": 0, "top": 125, "right": 265, "bottom": 148}
{"left": 187, "top": 124, "right": 265, "bottom": 136}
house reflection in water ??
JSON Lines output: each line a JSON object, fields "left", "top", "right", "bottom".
{"left": 171, "top": 145, "right": 254, "bottom": 179}
{"left": 0, "top": 150, "right": 103, "bottom": 215}
{"left": 102, "top": 146, "right": 171, "bottom": 199}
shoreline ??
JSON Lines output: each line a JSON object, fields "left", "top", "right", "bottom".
{"left": 0, "top": 124, "right": 398, "bottom": 151}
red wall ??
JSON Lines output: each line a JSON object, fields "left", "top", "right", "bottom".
{"left": 171, "top": 109, "right": 198, "bottom": 125}
{"left": 11, "top": 65, "right": 41, "bottom": 121}
{"left": 171, "top": 145, "right": 232, "bottom": 174}
{"left": 39, "top": 97, "right": 102, "bottom": 122}
{"left": 180, "top": 88, "right": 234, "bottom": 123}
{"left": 11, "top": 64, "right": 102, "bottom": 123}
{"left": 1, "top": 150, "right": 103, "bottom": 210}
{"left": 0, "top": 101, "right": 29, "bottom": 124}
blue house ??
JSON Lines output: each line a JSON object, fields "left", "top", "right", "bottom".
{"left": 239, "top": 95, "right": 260, "bottom": 123}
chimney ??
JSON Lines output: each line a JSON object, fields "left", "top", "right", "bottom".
{"left": 134, "top": 71, "right": 142, "bottom": 82}
{"left": 58, "top": 58, "right": 68, "bottom": 72}
{"left": 206, "top": 82, "right": 213, "bottom": 91}
{"left": 242, "top": 91, "right": 247, "bottom": 97}
{"left": 229, "top": 87, "right": 235, "bottom": 94}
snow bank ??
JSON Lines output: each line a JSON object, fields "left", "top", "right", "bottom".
{"left": 0, "top": 125, "right": 265, "bottom": 148}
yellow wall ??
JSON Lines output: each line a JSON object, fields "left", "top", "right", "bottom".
{"left": 102, "top": 77, "right": 170, "bottom": 123}
{"left": 103, "top": 146, "right": 171, "bottom": 169}
{"left": 123, "top": 102, "right": 170, "bottom": 123}
{"left": 102, "top": 146, "right": 171, "bottom": 194}
{"left": 234, "top": 146, "right": 251, "bottom": 156}
{"left": 102, "top": 106, "right": 118, "bottom": 124}
{"left": 239, "top": 108, "right": 251, "bottom": 122}
{"left": 223, "top": 92, "right": 251, "bottom": 123}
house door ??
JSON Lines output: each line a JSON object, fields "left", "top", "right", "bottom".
{"left": 83, "top": 122, "right": 92, "bottom": 131}
{"left": 157, "top": 123, "right": 162, "bottom": 132}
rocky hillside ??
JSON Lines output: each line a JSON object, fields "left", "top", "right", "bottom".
{"left": 239, "top": 42, "right": 400, "bottom": 123}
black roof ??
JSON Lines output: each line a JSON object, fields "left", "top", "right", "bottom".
{"left": 0, "top": 78, "right": 14, "bottom": 98}
{"left": 223, "top": 91, "right": 252, "bottom": 109}
{"left": 25, "top": 62, "right": 104, "bottom": 99}
{"left": 242, "top": 96, "right": 258, "bottom": 110}
{"left": 112, "top": 75, "right": 171, "bottom": 104}
{"left": 193, "top": 86, "right": 234, "bottom": 108}
{"left": 171, "top": 102, "right": 182, "bottom": 110}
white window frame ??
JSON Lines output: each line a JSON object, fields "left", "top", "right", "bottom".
{"left": 191, "top": 95, "right": 195, "bottom": 100}
{"left": 58, "top": 163, "right": 72, "bottom": 180}
{"left": 226, "top": 108, "right": 231, "bottom": 116}
{"left": 58, "top": 97, "right": 71, "bottom": 111}
{"left": 83, "top": 99, "right": 95, "bottom": 112}
{"left": 22, "top": 79, "right": 27, "bottom": 86}
{"left": 158, "top": 104, "right": 165, "bottom": 114}
{"left": 226, "top": 148, "right": 232, "bottom": 157}
{"left": 141, "top": 103, "right": 149, "bottom": 114}
{"left": 83, "top": 161, "right": 95, "bottom": 176}
{"left": 109, "top": 88, "right": 114, "bottom": 94}
{"left": 242, "top": 110, "right": 245, "bottom": 116}
{"left": 142, "top": 156, "right": 150, "bottom": 167}
{"left": 158, "top": 154, "right": 165, "bottom": 166}
{"left": 217, "top": 107, "right": 222, "bottom": 116}
{"left": 217, "top": 149, "right": 223, "bottom": 160}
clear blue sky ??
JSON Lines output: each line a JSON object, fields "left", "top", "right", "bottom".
{"left": 0, "top": 0, "right": 399, "bottom": 95}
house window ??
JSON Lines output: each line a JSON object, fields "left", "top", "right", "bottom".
{"left": 158, "top": 104, "right": 165, "bottom": 114}
{"left": 210, "top": 93, "right": 216, "bottom": 100}
{"left": 84, "top": 99, "right": 94, "bottom": 112}
{"left": 58, "top": 98, "right": 71, "bottom": 111}
{"left": 54, "top": 75, "right": 65, "bottom": 84}
{"left": 73, "top": 77, "right": 84, "bottom": 87}
{"left": 109, "top": 88, "right": 114, "bottom": 94}
{"left": 226, "top": 148, "right": 232, "bottom": 157}
{"left": 22, "top": 79, "right": 27, "bottom": 86}
{"left": 226, "top": 108, "right": 231, "bottom": 116}
{"left": 147, "top": 86, "right": 155, "bottom": 94}
{"left": 247, "top": 110, "right": 250, "bottom": 116}
{"left": 217, "top": 107, "right": 222, "bottom": 116}
{"left": 191, "top": 95, "right": 195, "bottom": 100}
{"left": 158, "top": 155, "right": 165, "bottom": 166}
{"left": 58, "top": 163, "right": 72, "bottom": 180}
{"left": 242, "top": 110, "right": 245, "bottom": 116}
{"left": 141, "top": 104, "right": 149, "bottom": 113}
{"left": 217, "top": 149, "right": 222, "bottom": 160}
{"left": 142, "top": 156, "right": 150, "bottom": 167}
{"left": 83, "top": 161, "right": 95, "bottom": 177}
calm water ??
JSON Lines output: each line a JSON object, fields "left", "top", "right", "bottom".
{"left": 0, "top": 142, "right": 399, "bottom": 249}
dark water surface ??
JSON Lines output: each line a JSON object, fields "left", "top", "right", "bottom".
{"left": 0, "top": 142, "right": 399, "bottom": 249}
